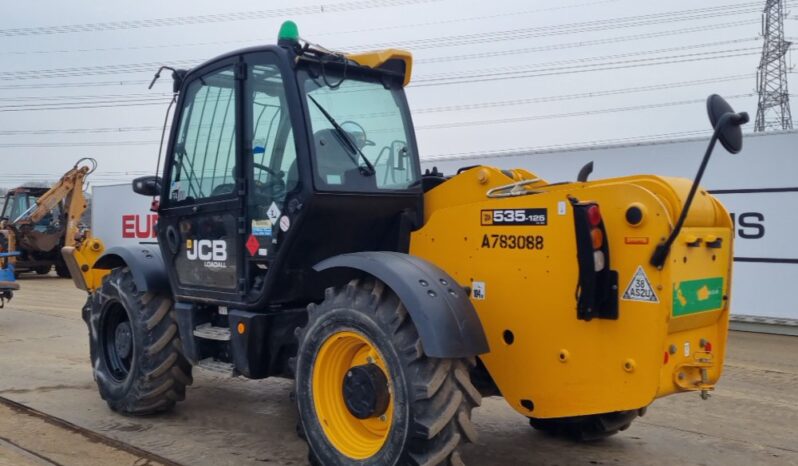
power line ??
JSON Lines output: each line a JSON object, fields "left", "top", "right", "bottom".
{"left": 412, "top": 49, "right": 761, "bottom": 87}
{"left": 0, "top": 0, "right": 622, "bottom": 57}
{"left": 415, "top": 22, "right": 759, "bottom": 64}
{"left": 421, "top": 129, "right": 717, "bottom": 162}
{"left": 417, "top": 44, "right": 760, "bottom": 82}
{"left": 0, "top": 80, "right": 152, "bottom": 90}
{"left": 0, "top": 3, "right": 782, "bottom": 83}
{"left": 0, "top": 66, "right": 753, "bottom": 116}
{"left": 0, "top": 73, "right": 753, "bottom": 135}
{"left": 0, "top": 93, "right": 757, "bottom": 147}
{"left": 0, "top": 141, "right": 160, "bottom": 148}
{"left": 414, "top": 74, "right": 753, "bottom": 113}
{"left": 0, "top": 100, "right": 171, "bottom": 112}
{"left": 0, "top": 126, "right": 163, "bottom": 136}
{"left": 414, "top": 94, "right": 755, "bottom": 131}
{"left": 346, "top": 1, "right": 798, "bottom": 51}
{"left": 0, "top": 0, "right": 438, "bottom": 37}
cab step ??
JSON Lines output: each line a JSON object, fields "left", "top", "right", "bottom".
{"left": 193, "top": 323, "right": 231, "bottom": 341}
{"left": 196, "top": 358, "right": 236, "bottom": 377}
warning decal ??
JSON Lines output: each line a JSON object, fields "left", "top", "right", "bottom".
{"left": 622, "top": 266, "right": 659, "bottom": 303}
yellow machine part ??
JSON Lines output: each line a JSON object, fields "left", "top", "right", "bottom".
{"left": 346, "top": 49, "right": 413, "bottom": 87}
{"left": 62, "top": 235, "right": 108, "bottom": 292}
{"left": 410, "top": 167, "right": 732, "bottom": 419}
{"left": 312, "top": 330, "right": 394, "bottom": 459}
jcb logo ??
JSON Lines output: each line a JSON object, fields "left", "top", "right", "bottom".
{"left": 186, "top": 239, "right": 227, "bottom": 261}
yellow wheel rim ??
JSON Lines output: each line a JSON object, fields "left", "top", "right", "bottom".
{"left": 312, "top": 330, "right": 394, "bottom": 460}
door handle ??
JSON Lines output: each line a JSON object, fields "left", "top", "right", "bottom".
{"left": 165, "top": 225, "right": 180, "bottom": 254}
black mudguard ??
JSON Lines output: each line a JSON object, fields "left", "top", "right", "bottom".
{"left": 314, "top": 251, "right": 490, "bottom": 359}
{"left": 93, "top": 246, "right": 170, "bottom": 295}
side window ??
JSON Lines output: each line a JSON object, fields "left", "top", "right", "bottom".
{"left": 247, "top": 63, "right": 298, "bottom": 217}
{"left": 169, "top": 67, "right": 237, "bottom": 202}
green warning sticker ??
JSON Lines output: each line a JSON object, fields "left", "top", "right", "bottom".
{"left": 672, "top": 277, "right": 724, "bottom": 317}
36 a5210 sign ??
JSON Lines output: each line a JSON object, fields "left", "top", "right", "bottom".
{"left": 481, "top": 208, "right": 547, "bottom": 226}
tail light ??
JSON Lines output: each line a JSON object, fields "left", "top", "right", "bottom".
{"left": 571, "top": 200, "right": 618, "bottom": 321}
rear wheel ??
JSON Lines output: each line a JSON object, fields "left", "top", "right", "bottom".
{"left": 295, "top": 278, "right": 480, "bottom": 466}
{"left": 528, "top": 409, "right": 642, "bottom": 441}
{"left": 54, "top": 261, "right": 70, "bottom": 278}
{"left": 86, "top": 267, "right": 192, "bottom": 415}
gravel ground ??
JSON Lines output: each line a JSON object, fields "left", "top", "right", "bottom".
{"left": 0, "top": 274, "right": 796, "bottom": 465}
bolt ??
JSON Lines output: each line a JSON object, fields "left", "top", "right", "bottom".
{"left": 366, "top": 356, "right": 374, "bottom": 364}
{"left": 346, "top": 371, "right": 353, "bottom": 378}
{"left": 379, "top": 415, "right": 387, "bottom": 422}
{"left": 678, "top": 372, "right": 685, "bottom": 380}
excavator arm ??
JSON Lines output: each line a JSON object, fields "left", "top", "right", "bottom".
{"left": 13, "top": 158, "right": 95, "bottom": 247}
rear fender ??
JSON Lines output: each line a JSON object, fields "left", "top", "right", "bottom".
{"left": 314, "top": 251, "right": 489, "bottom": 359}
{"left": 93, "top": 246, "right": 170, "bottom": 295}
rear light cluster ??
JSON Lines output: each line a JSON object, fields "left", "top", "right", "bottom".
{"left": 571, "top": 200, "right": 618, "bottom": 321}
{"left": 587, "top": 205, "right": 605, "bottom": 271}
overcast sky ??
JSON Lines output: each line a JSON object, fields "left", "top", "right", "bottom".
{"left": 0, "top": 0, "right": 794, "bottom": 189}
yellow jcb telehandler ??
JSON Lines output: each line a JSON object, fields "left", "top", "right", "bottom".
{"left": 64, "top": 21, "right": 747, "bottom": 465}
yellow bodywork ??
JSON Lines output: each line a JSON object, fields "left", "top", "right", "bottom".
{"left": 62, "top": 236, "right": 108, "bottom": 292}
{"left": 410, "top": 167, "right": 732, "bottom": 419}
{"left": 346, "top": 49, "right": 413, "bottom": 87}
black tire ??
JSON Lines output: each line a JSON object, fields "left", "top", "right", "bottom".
{"left": 528, "top": 409, "right": 642, "bottom": 442}
{"left": 295, "top": 278, "right": 480, "bottom": 466}
{"left": 86, "top": 267, "right": 192, "bottom": 415}
{"left": 35, "top": 266, "right": 51, "bottom": 275}
{"left": 54, "top": 261, "right": 70, "bottom": 278}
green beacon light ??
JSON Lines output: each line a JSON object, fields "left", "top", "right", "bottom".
{"left": 278, "top": 20, "right": 299, "bottom": 44}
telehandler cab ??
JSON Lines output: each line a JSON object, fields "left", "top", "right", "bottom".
{"left": 66, "top": 21, "right": 748, "bottom": 465}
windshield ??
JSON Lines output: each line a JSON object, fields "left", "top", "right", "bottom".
{"left": 299, "top": 68, "right": 419, "bottom": 192}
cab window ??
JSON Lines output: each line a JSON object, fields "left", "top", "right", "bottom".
{"left": 168, "top": 67, "right": 237, "bottom": 203}
{"left": 300, "top": 70, "right": 419, "bottom": 193}
{"left": 247, "top": 62, "right": 299, "bottom": 220}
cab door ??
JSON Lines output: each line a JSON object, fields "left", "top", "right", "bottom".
{"left": 158, "top": 58, "right": 245, "bottom": 303}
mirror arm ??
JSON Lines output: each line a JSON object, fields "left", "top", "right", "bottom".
{"left": 649, "top": 113, "right": 731, "bottom": 269}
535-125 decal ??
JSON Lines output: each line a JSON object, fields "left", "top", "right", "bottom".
{"left": 481, "top": 208, "right": 547, "bottom": 226}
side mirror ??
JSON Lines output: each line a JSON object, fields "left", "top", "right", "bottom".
{"left": 132, "top": 176, "right": 161, "bottom": 196}
{"left": 650, "top": 94, "right": 748, "bottom": 268}
{"left": 706, "top": 94, "right": 749, "bottom": 154}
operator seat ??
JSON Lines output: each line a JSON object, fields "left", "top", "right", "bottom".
{"left": 312, "top": 129, "right": 376, "bottom": 191}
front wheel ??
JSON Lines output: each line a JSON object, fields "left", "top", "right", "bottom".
{"left": 295, "top": 278, "right": 481, "bottom": 466}
{"left": 86, "top": 267, "right": 192, "bottom": 415}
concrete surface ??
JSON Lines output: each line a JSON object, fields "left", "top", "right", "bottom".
{"left": 0, "top": 274, "right": 796, "bottom": 466}
{"left": 0, "top": 402, "right": 170, "bottom": 466}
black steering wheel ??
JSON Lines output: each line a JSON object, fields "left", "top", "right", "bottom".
{"left": 208, "top": 163, "right": 286, "bottom": 201}
{"left": 252, "top": 162, "right": 286, "bottom": 203}
{"left": 340, "top": 120, "right": 375, "bottom": 148}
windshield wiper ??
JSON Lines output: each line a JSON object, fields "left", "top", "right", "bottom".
{"left": 307, "top": 95, "right": 375, "bottom": 176}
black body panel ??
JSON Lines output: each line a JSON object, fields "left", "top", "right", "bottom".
{"left": 93, "top": 246, "right": 170, "bottom": 294}
{"left": 314, "top": 251, "right": 489, "bottom": 358}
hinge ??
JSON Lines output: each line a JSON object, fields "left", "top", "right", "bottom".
{"left": 237, "top": 216, "right": 246, "bottom": 234}
{"left": 235, "top": 62, "right": 247, "bottom": 80}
